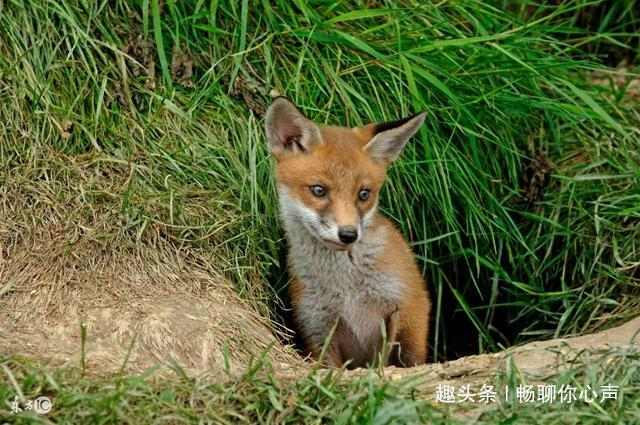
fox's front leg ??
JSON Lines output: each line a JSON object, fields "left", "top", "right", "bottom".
{"left": 384, "top": 308, "right": 401, "bottom": 365}
{"left": 392, "top": 297, "right": 430, "bottom": 367}
{"left": 302, "top": 318, "right": 345, "bottom": 368}
{"left": 293, "top": 292, "right": 345, "bottom": 367}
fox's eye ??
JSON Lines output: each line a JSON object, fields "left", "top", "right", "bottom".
{"left": 310, "top": 185, "right": 327, "bottom": 197}
{"left": 358, "top": 188, "right": 370, "bottom": 201}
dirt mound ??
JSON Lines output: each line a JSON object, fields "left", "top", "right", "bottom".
{"left": 0, "top": 171, "right": 299, "bottom": 377}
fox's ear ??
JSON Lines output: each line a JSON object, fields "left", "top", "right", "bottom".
{"left": 265, "top": 97, "right": 322, "bottom": 159}
{"left": 363, "top": 112, "right": 427, "bottom": 162}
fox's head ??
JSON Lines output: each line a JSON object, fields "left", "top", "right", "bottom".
{"left": 265, "top": 97, "right": 426, "bottom": 251}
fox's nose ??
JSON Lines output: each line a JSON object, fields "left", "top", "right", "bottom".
{"left": 338, "top": 227, "right": 358, "bottom": 244}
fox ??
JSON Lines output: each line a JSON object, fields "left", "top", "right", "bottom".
{"left": 265, "top": 96, "right": 431, "bottom": 368}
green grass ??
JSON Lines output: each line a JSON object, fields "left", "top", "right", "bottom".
{"left": 1, "top": 0, "right": 639, "bottom": 421}
{"left": 503, "top": 0, "right": 640, "bottom": 65}
{"left": 1, "top": 345, "right": 639, "bottom": 423}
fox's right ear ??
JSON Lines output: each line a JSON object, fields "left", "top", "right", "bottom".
{"left": 265, "top": 97, "right": 323, "bottom": 159}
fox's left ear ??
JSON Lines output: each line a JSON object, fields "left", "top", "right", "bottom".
{"left": 363, "top": 112, "right": 427, "bottom": 162}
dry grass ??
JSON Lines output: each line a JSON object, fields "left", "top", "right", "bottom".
{"left": 0, "top": 155, "right": 299, "bottom": 377}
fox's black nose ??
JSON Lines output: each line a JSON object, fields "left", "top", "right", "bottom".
{"left": 338, "top": 227, "right": 358, "bottom": 244}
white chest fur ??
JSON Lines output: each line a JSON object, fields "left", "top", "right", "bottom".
{"left": 281, "top": 203, "right": 404, "bottom": 345}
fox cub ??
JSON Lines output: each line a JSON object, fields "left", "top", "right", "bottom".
{"left": 265, "top": 97, "right": 431, "bottom": 368}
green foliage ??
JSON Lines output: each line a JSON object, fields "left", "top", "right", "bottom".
{"left": 504, "top": 0, "right": 640, "bottom": 65}
{"left": 1, "top": 346, "right": 639, "bottom": 423}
